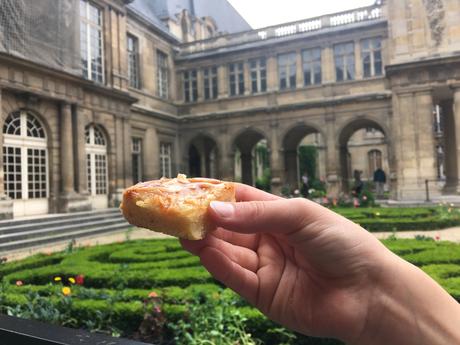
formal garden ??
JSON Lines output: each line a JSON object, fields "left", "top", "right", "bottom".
{"left": 1, "top": 205, "right": 460, "bottom": 345}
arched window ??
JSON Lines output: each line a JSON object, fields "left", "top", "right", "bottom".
{"left": 368, "top": 149, "right": 382, "bottom": 176}
{"left": 3, "top": 110, "right": 48, "bottom": 202}
{"left": 85, "top": 125, "right": 108, "bottom": 198}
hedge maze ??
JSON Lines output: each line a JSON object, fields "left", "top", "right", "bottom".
{"left": 0, "top": 236, "right": 460, "bottom": 344}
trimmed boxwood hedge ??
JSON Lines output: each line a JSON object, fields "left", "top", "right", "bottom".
{"left": 333, "top": 207, "right": 460, "bottom": 231}
{"left": 2, "top": 237, "right": 460, "bottom": 344}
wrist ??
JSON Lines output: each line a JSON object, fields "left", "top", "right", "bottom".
{"left": 352, "top": 253, "right": 460, "bottom": 345}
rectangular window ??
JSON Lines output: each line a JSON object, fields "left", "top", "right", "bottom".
{"left": 249, "top": 58, "right": 267, "bottom": 93}
{"left": 302, "top": 48, "right": 322, "bottom": 86}
{"left": 127, "top": 34, "right": 140, "bottom": 89}
{"left": 3, "top": 146, "right": 22, "bottom": 199}
{"left": 95, "top": 154, "right": 107, "bottom": 195}
{"left": 157, "top": 50, "right": 169, "bottom": 99}
{"left": 361, "top": 37, "right": 383, "bottom": 78}
{"left": 183, "top": 70, "right": 198, "bottom": 102}
{"left": 27, "top": 148, "right": 47, "bottom": 199}
{"left": 334, "top": 42, "right": 355, "bottom": 82}
{"left": 229, "top": 62, "right": 245, "bottom": 96}
{"left": 80, "top": 0, "right": 104, "bottom": 83}
{"left": 204, "top": 66, "right": 218, "bottom": 100}
{"left": 160, "top": 143, "right": 172, "bottom": 178}
{"left": 132, "top": 138, "right": 143, "bottom": 184}
{"left": 278, "top": 53, "right": 297, "bottom": 90}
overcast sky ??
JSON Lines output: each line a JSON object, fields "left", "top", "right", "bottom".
{"left": 227, "top": 0, "right": 376, "bottom": 29}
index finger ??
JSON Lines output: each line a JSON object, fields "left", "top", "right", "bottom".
{"left": 234, "top": 183, "right": 283, "bottom": 202}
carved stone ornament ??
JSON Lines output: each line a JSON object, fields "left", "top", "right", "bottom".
{"left": 422, "top": 0, "right": 445, "bottom": 46}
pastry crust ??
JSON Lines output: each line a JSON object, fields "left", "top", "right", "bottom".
{"left": 120, "top": 174, "right": 235, "bottom": 240}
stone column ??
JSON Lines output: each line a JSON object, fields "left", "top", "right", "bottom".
{"left": 244, "top": 61, "right": 251, "bottom": 95}
{"left": 325, "top": 114, "right": 340, "bottom": 197}
{"left": 267, "top": 55, "right": 278, "bottom": 92}
{"left": 285, "top": 149, "right": 298, "bottom": 190}
{"left": 144, "top": 127, "right": 160, "bottom": 180}
{"left": 322, "top": 46, "right": 335, "bottom": 83}
{"left": 453, "top": 88, "right": 460, "bottom": 192}
{"left": 197, "top": 69, "right": 204, "bottom": 102}
{"left": 123, "top": 117, "right": 133, "bottom": 187}
{"left": 60, "top": 103, "right": 75, "bottom": 195}
{"left": 0, "top": 88, "right": 13, "bottom": 219}
{"left": 74, "top": 106, "right": 88, "bottom": 195}
{"left": 269, "top": 121, "right": 284, "bottom": 195}
{"left": 354, "top": 40, "right": 363, "bottom": 80}
{"left": 392, "top": 90, "right": 437, "bottom": 200}
{"left": 113, "top": 116, "right": 126, "bottom": 204}
{"left": 218, "top": 129, "right": 233, "bottom": 181}
{"left": 218, "top": 65, "right": 228, "bottom": 98}
{"left": 296, "top": 49, "right": 304, "bottom": 88}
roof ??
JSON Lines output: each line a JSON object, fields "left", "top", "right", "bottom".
{"left": 128, "top": 0, "right": 251, "bottom": 35}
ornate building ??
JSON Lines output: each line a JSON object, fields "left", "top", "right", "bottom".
{"left": 0, "top": 0, "right": 459, "bottom": 219}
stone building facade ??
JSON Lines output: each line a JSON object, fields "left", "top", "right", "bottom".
{"left": 0, "top": 0, "right": 459, "bottom": 218}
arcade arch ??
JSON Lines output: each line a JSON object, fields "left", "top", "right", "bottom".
{"left": 188, "top": 134, "right": 218, "bottom": 178}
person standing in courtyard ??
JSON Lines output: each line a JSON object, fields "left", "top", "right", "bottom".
{"left": 373, "top": 167, "right": 386, "bottom": 198}
{"left": 301, "top": 171, "right": 309, "bottom": 198}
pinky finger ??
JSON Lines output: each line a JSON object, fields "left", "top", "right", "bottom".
{"left": 199, "top": 246, "right": 259, "bottom": 305}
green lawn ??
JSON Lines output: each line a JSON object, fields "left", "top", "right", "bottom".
{"left": 1, "top": 236, "right": 460, "bottom": 344}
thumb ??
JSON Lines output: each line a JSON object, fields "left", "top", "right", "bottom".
{"left": 208, "top": 198, "right": 334, "bottom": 234}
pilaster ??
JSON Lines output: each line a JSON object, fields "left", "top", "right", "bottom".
{"left": 325, "top": 114, "right": 340, "bottom": 197}
{"left": 296, "top": 49, "right": 304, "bottom": 88}
{"left": 217, "top": 65, "right": 228, "bottom": 98}
{"left": 0, "top": 88, "right": 13, "bottom": 219}
{"left": 269, "top": 120, "right": 283, "bottom": 195}
{"left": 266, "top": 55, "right": 278, "bottom": 92}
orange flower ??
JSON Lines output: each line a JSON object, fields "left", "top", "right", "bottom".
{"left": 15, "top": 280, "right": 23, "bottom": 286}
{"left": 62, "top": 287, "right": 71, "bottom": 296}
{"left": 148, "top": 291, "right": 158, "bottom": 298}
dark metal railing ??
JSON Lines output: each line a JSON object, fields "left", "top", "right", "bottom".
{"left": 0, "top": 314, "right": 148, "bottom": 345}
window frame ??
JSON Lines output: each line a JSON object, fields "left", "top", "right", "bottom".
{"left": 3, "top": 111, "right": 49, "bottom": 201}
{"left": 229, "top": 62, "right": 245, "bottom": 96}
{"left": 127, "top": 33, "right": 141, "bottom": 89}
{"left": 302, "top": 48, "right": 322, "bottom": 86}
{"left": 183, "top": 70, "right": 198, "bottom": 102}
{"left": 80, "top": 0, "right": 105, "bottom": 83}
{"left": 160, "top": 142, "right": 172, "bottom": 178}
{"left": 203, "top": 66, "right": 218, "bottom": 100}
{"left": 361, "top": 37, "right": 383, "bottom": 78}
{"left": 334, "top": 42, "right": 355, "bottom": 82}
{"left": 132, "top": 137, "right": 143, "bottom": 184}
{"left": 278, "top": 52, "right": 297, "bottom": 90}
{"left": 157, "top": 50, "right": 169, "bottom": 99}
{"left": 249, "top": 57, "right": 267, "bottom": 94}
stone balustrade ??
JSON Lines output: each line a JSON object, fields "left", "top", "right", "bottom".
{"left": 179, "top": 3, "right": 384, "bottom": 55}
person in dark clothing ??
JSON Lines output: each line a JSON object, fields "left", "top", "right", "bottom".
{"left": 373, "top": 168, "right": 386, "bottom": 198}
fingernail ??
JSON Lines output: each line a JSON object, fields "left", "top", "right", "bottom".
{"left": 210, "top": 201, "right": 234, "bottom": 218}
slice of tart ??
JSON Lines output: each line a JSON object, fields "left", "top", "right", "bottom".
{"left": 120, "top": 174, "right": 235, "bottom": 240}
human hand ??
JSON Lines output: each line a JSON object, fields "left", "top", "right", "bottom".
{"left": 180, "top": 184, "right": 460, "bottom": 345}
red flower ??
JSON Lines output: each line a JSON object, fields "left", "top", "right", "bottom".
{"left": 75, "top": 275, "right": 84, "bottom": 286}
{"left": 435, "top": 235, "right": 440, "bottom": 241}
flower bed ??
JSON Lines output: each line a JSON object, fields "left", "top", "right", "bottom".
{"left": 1, "top": 237, "right": 460, "bottom": 344}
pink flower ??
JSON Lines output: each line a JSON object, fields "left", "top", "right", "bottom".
{"left": 362, "top": 195, "right": 368, "bottom": 201}
{"left": 353, "top": 198, "right": 360, "bottom": 208}
{"left": 15, "top": 280, "right": 23, "bottom": 286}
{"left": 435, "top": 235, "right": 440, "bottom": 241}
{"left": 154, "top": 306, "right": 161, "bottom": 313}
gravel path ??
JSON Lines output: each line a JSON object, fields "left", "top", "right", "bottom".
{"left": 5, "top": 226, "right": 460, "bottom": 262}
